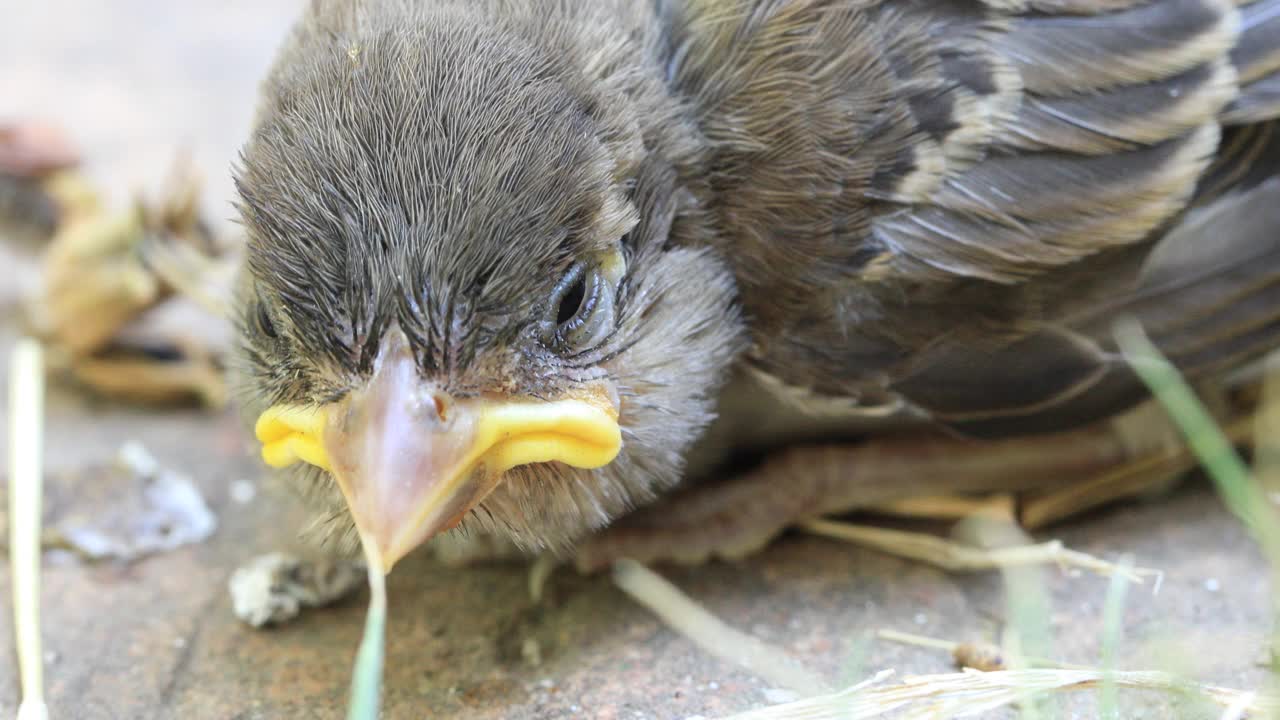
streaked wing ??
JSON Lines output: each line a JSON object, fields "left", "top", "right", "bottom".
{"left": 668, "top": 0, "right": 1280, "bottom": 434}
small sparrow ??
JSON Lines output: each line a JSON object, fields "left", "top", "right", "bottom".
{"left": 233, "top": 0, "right": 1280, "bottom": 571}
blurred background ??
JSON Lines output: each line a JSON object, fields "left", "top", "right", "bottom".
{"left": 1, "top": 1, "right": 302, "bottom": 229}
{"left": 1, "top": 3, "right": 1276, "bottom": 719}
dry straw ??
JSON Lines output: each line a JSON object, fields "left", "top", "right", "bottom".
{"left": 9, "top": 339, "right": 48, "bottom": 720}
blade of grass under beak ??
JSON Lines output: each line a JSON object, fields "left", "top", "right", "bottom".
{"left": 9, "top": 339, "right": 48, "bottom": 720}
{"left": 347, "top": 545, "right": 387, "bottom": 720}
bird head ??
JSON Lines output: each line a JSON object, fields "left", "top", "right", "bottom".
{"left": 232, "top": 14, "right": 743, "bottom": 571}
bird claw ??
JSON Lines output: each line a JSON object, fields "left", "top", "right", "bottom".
{"left": 574, "top": 516, "right": 787, "bottom": 573}
{"left": 573, "top": 460, "right": 815, "bottom": 573}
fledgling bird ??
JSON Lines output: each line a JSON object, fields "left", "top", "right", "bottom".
{"left": 234, "top": 0, "right": 1280, "bottom": 572}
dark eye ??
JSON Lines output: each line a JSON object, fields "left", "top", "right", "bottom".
{"left": 556, "top": 271, "right": 588, "bottom": 326}
{"left": 254, "top": 298, "right": 278, "bottom": 339}
{"left": 544, "top": 261, "right": 614, "bottom": 350}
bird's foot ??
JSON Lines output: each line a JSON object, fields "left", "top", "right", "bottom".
{"left": 575, "top": 402, "right": 1206, "bottom": 572}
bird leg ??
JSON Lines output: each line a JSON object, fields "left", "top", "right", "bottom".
{"left": 574, "top": 400, "right": 1228, "bottom": 572}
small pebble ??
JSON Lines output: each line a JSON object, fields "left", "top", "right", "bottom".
{"left": 707, "top": 681, "right": 719, "bottom": 690}
{"left": 230, "top": 479, "right": 257, "bottom": 504}
{"left": 914, "top": 612, "right": 928, "bottom": 626}
{"left": 46, "top": 549, "right": 79, "bottom": 566}
{"left": 762, "top": 688, "right": 800, "bottom": 704}
{"left": 228, "top": 552, "right": 365, "bottom": 627}
{"left": 43, "top": 651, "right": 59, "bottom": 665}
{"left": 173, "top": 637, "right": 187, "bottom": 649}
{"left": 539, "top": 678, "right": 555, "bottom": 689}
{"left": 119, "top": 441, "right": 160, "bottom": 477}
{"left": 1205, "top": 578, "right": 1221, "bottom": 592}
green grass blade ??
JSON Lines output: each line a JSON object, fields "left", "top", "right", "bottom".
{"left": 1099, "top": 555, "right": 1133, "bottom": 720}
{"left": 1116, "top": 319, "right": 1280, "bottom": 707}
{"left": 347, "top": 560, "right": 387, "bottom": 720}
{"left": 1113, "top": 319, "right": 1280, "bottom": 554}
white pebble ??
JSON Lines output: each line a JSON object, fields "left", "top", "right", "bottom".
{"left": 708, "top": 681, "right": 720, "bottom": 690}
{"left": 762, "top": 688, "right": 800, "bottom": 704}
{"left": 118, "top": 441, "right": 160, "bottom": 478}
{"left": 1205, "top": 578, "right": 1221, "bottom": 592}
{"left": 914, "top": 613, "right": 928, "bottom": 626}
{"left": 230, "top": 479, "right": 257, "bottom": 504}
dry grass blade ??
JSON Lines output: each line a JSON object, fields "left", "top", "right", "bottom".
{"left": 612, "top": 559, "right": 829, "bottom": 696}
{"left": 875, "top": 629, "right": 1095, "bottom": 672}
{"left": 8, "top": 339, "right": 48, "bottom": 720}
{"left": 716, "top": 669, "right": 1279, "bottom": 720}
{"left": 800, "top": 519, "right": 1160, "bottom": 585}
{"left": 1022, "top": 414, "right": 1256, "bottom": 530}
{"left": 1219, "top": 690, "right": 1257, "bottom": 720}
{"left": 1020, "top": 447, "right": 1189, "bottom": 531}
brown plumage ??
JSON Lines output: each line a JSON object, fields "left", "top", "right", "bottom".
{"left": 234, "top": 0, "right": 1280, "bottom": 566}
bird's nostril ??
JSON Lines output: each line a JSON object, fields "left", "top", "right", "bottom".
{"left": 432, "top": 393, "right": 449, "bottom": 422}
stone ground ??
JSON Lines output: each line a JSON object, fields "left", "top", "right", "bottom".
{"left": 0, "top": 3, "right": 1274, "bottom": 718}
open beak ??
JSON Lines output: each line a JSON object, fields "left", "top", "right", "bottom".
{"left": 254, "top": 329, "right": 621, "bottom": 573}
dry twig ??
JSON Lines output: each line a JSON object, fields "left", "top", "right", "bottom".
{"left": 800, "top": 518, "right": 1161, "bottom": 586}
{"left": 875, "top": 628, "right": 1094, "bottom": 672}
{"left": 612, "top": 559, "right": 829, "bottom": 697}
{"left": 717, "top": 668, "right": 1278, "bottom": 719}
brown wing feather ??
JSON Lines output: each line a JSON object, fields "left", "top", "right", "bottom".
{"left": 669, "top": 0, "right": 1280, "bottom": 433}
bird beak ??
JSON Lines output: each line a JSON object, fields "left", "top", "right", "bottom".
{"left": 254, "top": 330, "right": 621, "bottom": 573}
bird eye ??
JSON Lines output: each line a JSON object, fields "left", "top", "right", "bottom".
{"left": 253, "top": 297, "right": 278, "bottom": 339}
{"left": 545, "top": 257, "right": 617, "bottom": 350}
{"left": 556, "top": 269, "right": 589, "bottom": 326}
